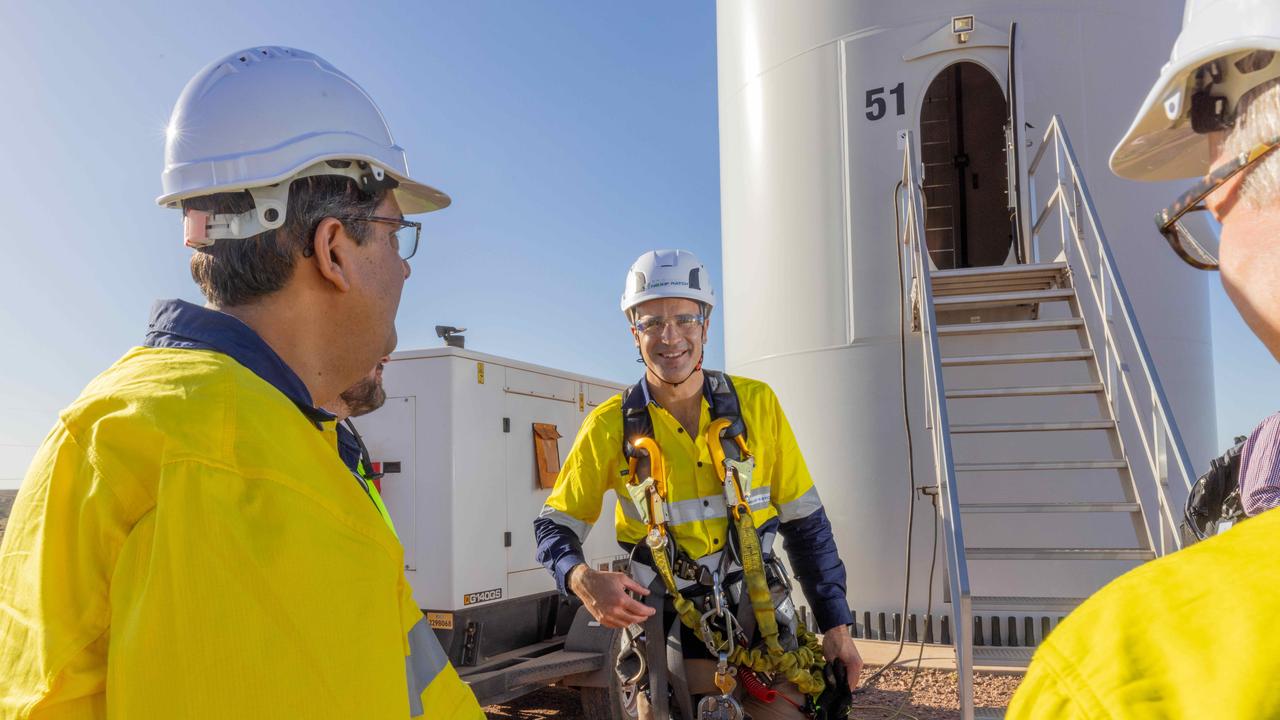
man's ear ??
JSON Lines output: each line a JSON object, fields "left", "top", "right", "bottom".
{"left": 310, "top": 217, "right": 352, "bottom": 293}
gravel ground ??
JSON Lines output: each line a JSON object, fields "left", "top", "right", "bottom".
{"left": 484, "top": 666, "right": 1024, "bottom": 719}
{"left": 0, "top": 490, "right": 14, "bottom": 541}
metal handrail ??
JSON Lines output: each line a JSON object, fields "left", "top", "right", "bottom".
{"left": 1027, "top": 115, "right": 1197, "bottom": 554}
{"left": 899, "top": 132, "right": 974, "bottom": 720}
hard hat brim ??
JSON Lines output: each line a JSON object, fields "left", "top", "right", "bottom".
{"left": 389, "top": 173, "right": 452, "bottom": 214}
{"left": 157, "top": 152, "right": 450, "bottom": 214}
{"left": 1112, "top": 36, "right": 1280, "bottom": 181}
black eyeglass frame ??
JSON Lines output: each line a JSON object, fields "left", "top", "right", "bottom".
{"left": 335, "top": 215, "right": 422, "bottom": 260}
{"left": 1155, "top": 137, "right": 1280, "bottom": 270}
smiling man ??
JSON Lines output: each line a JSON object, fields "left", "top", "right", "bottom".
{"left": 0, "top": 48, "right": 480, "bottom": 719}
{"left": 535, "top": 250, "right": 861, "bottom": 720}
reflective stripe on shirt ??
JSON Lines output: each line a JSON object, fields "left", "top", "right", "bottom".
{"left": 405, "top": 616, "right": 451, "bottom": 716}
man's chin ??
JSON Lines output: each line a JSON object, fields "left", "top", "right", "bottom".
{"left": 652, "top": 365, "right": 697, "bottom": 384}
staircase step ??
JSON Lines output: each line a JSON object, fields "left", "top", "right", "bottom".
{"left": 955, "top": 460, "right": 1126, "bottom": 471}
{"left": 942, "top": 350, "right": 1093, "bottom": 366}
{"left": 934, "top": 281, "right": 1060, "bottom": 296}
{"left": 967, "top": 548, "right": 1154, "bottom": 560}
{"left": 960, "top": 501, "right": 1141, "bottom": 513}
{"left": 931, "top": 261, "right": 1066, "bottom": 283}
{"left": 972, "top": 646, "right": 1036, "bottom": 669}
{"left": 933, "top": 288, "right": 1074, "bottom": 311}
{"left": 970, "top": 595, "right": 1085, "bottom": 613}
{"left": 951, "top": 420, "right": 1114, "bottom": 433}
{"left": 937, "top": 318, "right": 1084, "bottom": 335}
{"left": 947, "top": 384, "right": 1104, "bottom": 399}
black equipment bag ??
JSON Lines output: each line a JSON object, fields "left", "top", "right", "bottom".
{"left": 1182, "top": 435, "right": 1249, "bottom": 544}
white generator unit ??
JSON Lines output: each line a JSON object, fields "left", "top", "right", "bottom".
{"left": 356, "top": 346, "right": 627, "bottom": 704}
{"left": 361, "top": 346, "right": 627, "bottom": 609}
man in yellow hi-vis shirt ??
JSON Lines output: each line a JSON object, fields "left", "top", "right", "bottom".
{"left": 0, "top": 47, "right": 481, "bottom": 719}
{"left": 535, "top": 250, "right": 861, "bottom": 720}
{"left": 1008, "top": 2, "right": 1280, "bottom": 717}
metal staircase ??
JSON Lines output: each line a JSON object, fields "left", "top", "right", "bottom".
{"left": 898, "top": 117, "right": 1198, "bottom": 720}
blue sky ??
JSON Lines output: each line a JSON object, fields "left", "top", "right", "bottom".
{"left": 0, "top": 1, "right": 1276, "bottom": 489}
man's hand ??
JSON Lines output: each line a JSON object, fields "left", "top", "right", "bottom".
{"left": 568, "top": 564, "right": 656, "bottom": 629}
{"left": 822, "top": 625, "right": 863, "bottom": 689}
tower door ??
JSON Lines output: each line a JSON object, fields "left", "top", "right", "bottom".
{"left": 919, "top": 62, "right": 1014, "bottom": 269}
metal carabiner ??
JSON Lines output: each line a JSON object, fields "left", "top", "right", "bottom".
{"left": 696, "top": 692, "right": 744, "bottom": 720}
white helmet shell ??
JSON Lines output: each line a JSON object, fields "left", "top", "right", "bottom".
{"left": 158, "top": 47, "right": 449, "bottom": 215}
{"left": 620, "top": 249, "right": 716, "bottom": 315}
{"left": 1111, "top": 0, "right": 1280, "bottom": 180}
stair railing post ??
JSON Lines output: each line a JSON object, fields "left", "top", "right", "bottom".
{"left": 1049, "top": 114, "right": 1196, "bottom": 551}
{"left": 1154, "top": 403, "right": 1170, "bottom": 555}
{"left": 901, "top": 132, "right": 973, "bottom": 720}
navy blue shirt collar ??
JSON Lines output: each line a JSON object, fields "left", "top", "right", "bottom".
{"left": 638, "top": 375, "right": 712, "bottom": 409}
{"left": 144, "top": 299, "right": 333, "bottom": 424}
{"left": 336, "top": 421, "right": 363, "bottom": 474}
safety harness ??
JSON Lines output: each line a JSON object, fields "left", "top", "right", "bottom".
{"left": 619, "top": 372, "right": 828, "bottom": 719}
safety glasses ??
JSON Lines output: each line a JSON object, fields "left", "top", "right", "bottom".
{"left": 337, "top": 215, "right": 422, "bottom": 261}
{"left": 1155, "top": 137, "right": 1280, "bottom": 270}
{"left": 634, "top": 313, "right": 705, "bottom": 336}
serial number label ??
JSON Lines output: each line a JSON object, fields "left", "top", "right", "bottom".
{"left": 426, "top": 612, "right": 454, "bottom": 630}
{"left": 462, "top": 588, "right": 502, "bottom": 606}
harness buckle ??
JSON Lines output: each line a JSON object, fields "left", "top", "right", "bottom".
{"left": 696, "top": 692, "right": 744, "bottom": 720}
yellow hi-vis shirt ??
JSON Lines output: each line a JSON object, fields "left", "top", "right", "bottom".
{"left": 0, "top": 347, "right": 482, "bottom": 719}
{"left": 542, "top": 375, "right": 823, "bottom": 561}
{"left": 1006, "top": 507, "right": 1280, "bottom": 719}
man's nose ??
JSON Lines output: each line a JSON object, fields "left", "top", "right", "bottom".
{"left": 402, "top": 258, "right": 411, "bottom": 279}
{"left": 659, "top": 320, "right": 682, "bottom": 343}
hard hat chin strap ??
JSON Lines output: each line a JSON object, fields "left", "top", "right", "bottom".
{"left": 639, "top": 342, "right": 705, "bottom": 390}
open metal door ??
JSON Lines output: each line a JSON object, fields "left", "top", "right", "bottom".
{"left": 1005, "top": 21, "right": 1032, "bottom": 263}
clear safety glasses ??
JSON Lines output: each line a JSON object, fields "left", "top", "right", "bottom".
{"left": 338, "top": 215, "right": 422, "bottom": 261}
{"left": 1155, "top": 137, "right": 1280, "bottom": 270}
{"left": 634, "top": 313, "right": 705, "bottom": 336}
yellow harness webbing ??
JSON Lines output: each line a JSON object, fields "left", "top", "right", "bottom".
{"left": 627, "top": 422, "right": 828, "bottom": 697}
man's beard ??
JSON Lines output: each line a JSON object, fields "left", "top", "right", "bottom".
{"left": 340, "top": 377, "right": 387, "bottom": 418}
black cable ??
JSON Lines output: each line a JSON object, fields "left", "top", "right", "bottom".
{"left": 884, "top": 484, "right": 940, "bottom": 720}
{"left": 851, "top": 178, "right": 943, "bottom": 719}
{"left": 855, "top": 181, "right": 918, "bottom": 692}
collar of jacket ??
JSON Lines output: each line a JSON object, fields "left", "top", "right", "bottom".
{"left": 143, "top": 298, "right": 334, "bottom": 425}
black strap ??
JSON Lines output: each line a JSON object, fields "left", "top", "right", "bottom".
{"left": 343, "top": 419, "right": 384, "bottom": 481}
{"left": 643, "top": 576, "right": 670, "bottom": 720}
{"left": 666, "top": 614, "right": 694, "bottom": 720}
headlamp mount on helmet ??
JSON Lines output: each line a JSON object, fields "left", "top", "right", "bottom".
{"left": 1187, "top": 50, "right": 1280, "bottom": 135}
{"left": 182, "top": 159, "right": 401, "bottom": 249}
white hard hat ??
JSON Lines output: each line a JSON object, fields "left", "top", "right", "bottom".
{"left": 158, "top": 47, "right": 449, "bottom": 242}
{"left": 1111, "top": 0, "right": 1280, "bottom": 180}
{"left": 620, "top": 249, "right": 716, "bottom": 315}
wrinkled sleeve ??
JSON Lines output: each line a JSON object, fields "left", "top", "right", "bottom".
{"left": 1005, "top": 643, "right": 1089, "bottom": 719}
{"left": 0, "top": 420, "right": 125, "bottom": 719}
{"left": 765, "top": 387, "right": 852, "bottom": 631}
{"left": 535, "top": 408, "right": 618, "bottom": 596}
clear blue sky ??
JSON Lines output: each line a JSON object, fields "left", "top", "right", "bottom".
{"left": 0, "top": 1, "right": 1275, "bottom": 489}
